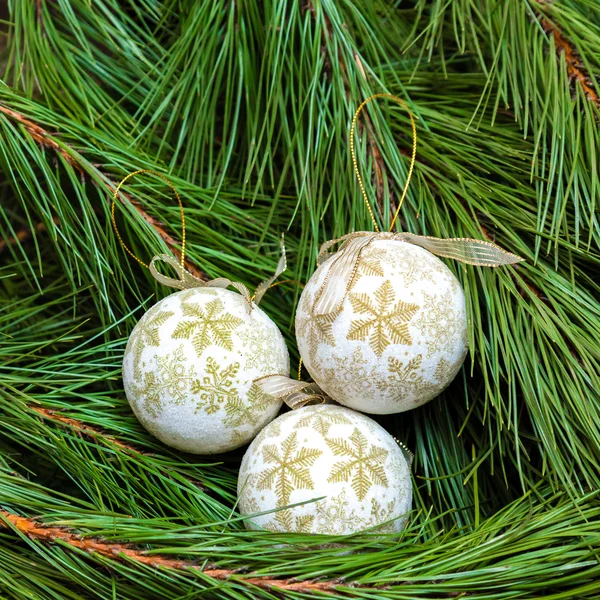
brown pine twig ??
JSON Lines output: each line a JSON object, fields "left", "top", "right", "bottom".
{"left": 0, "top": 103, "right": 206, "bottom": 280}
{"left": 29, "top": 405, "right": 207, "bottom": 490}
{"left": 534, "top": 3, "right": 600, "bottom": 108}
{"left": 0, "top": 510, "right": 345, "bottom": 595}
{"left": 0, "top": 103, "right": 79, "bottom": 169}
{"left": 0, "top": 217, "right": 59, "bottom": 255}
{"left": 29, "top": 406, "right": 141, "bottom": 454}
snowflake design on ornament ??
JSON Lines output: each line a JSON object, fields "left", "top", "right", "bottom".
{"left": 238, "top": 326, "right": 280, "bottom": 371}
{"left": 397, "top": 254, "right": 440, "bottom": 285}
{"left": 388, "top": 355, "right": 448, "bottom": 403}
{"left": 414, "top": 290, "right": 464, "bottom": 356}
{"left": 128, "top": 308, "right": 174, "bottom": 378}
{"left": 136, "top": 346, "right": 198, "bottom": 417}
{"left": 350, "top": 246, "right": 390, "bottom": 286}
{"left": 326, "top": 427, "right": 389, "bottom": 501}
{"left": 348, "top": 246, "right": 394, "bottom": 292}
{"left": 314, "top": 489, "right": 366, "bottom": 534}
{"left": 172, "top": 297, "right": 243, "bottom": 356}
{"left": 297, "top": 301, "right": 339, "bottom": 364}
{"left": 273, "top": 510, "right": 316, "bottom": 532}
{"left": 321, "top": 347, "right": 390, "bottom": 402}
{"left": 223, "top": 383, "right": 278, "bottom": 428}
{"left": 296, "top": 407, "right": 352, "bottom": 436}
{"left": 369, "top": 497, "right": 398, "bottom": 532}
{"left": 257, "top": 430, "right": 322, "bottom": 507}
{"left": 193, "top": 357, "right": 240, "bottom": 414}
{"left": 347, "top": 280, "right": 420, "bottom": 357}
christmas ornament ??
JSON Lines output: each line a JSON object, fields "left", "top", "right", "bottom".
{"left": 114, "top": 171, "right": 290, "bottom": 454}
{"left": 238, "top": 404, "right": 413, "bottom": 535}
{"left": 295, "top": 95, "right": 523, "bottom": 415}
{"left": 123, "top": 282, "right": 289, "bottom": 454}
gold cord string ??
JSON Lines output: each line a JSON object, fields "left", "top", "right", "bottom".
{"left": 350, "top": 93, "right": 418, "bottom": 233}
{"left": 111, "top": 169, "right": 186, "bottom": 270}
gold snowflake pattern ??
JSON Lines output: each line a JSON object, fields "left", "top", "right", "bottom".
{"left": 388, "top": 354, "right": 440, "bottom": 399}
{"left": 414, "top": 290, "right": 465, "bottom": 356}
{"left": 257, "top": 431, "right": 323, "bottom": 507}
{"left": 387, "top": 355, "right": 423, "bottom": 387}
{"left": 348, "top": 247, "right": 394, "bottom": 293}
{"left": 436, "top": 357, "right": 452, "bottom": 380}
{"left": 129, "top": 308, "right": 174, "bottom": 378}
{"left": 370, "top": 498, "right": 398, "bottom": 533}
{"left": 238, "top": 326, "right": 281, "bottom": 371}
{"left": 355, "top": 246, "right": 389, "bottom": 277}
{"left": 347, "top": 280, "right": 420, "bottom": 357}
{"left": 433, "top": 356, "right": 463, "bottom": 393}
{"left": 388, "top": 355, "right": 460, "bottom": 405}
{"left": 224, "top": 383, "right": 278, "bottom": 428}
{"left": 396, "top": 254, "right": 441, "bottom": 285}
{"left": 326, "top": 428, "right": 389, "bottom": 501}
{"left": 192, "top": 357, "right": 240, "bottom": 414}
{"left": 272, "top": 510, "right": 315, "bottom": 532}
{"left": 172, "top": 297, "right": 243, "bottom": 357}
{"left": 136, "top": 346, "right": 198, "bottom": 417}
{"left": 314, "top": 489, "right": 366, "bottom": 534}
{"left": 296, "top": 409, "right": 353, "bottom": 436}
{"left": 321, "top": 347, "right": 385, "bottom": 401}
{"left": 297, "top": 301, "right": 339, "bottom": 364}
{"left": 382, "top": 243, "right": 448, "bottom": 286}
{"left": 242, "top": 495, "right": 261, "bottom": 516}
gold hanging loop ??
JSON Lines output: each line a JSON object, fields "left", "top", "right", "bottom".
{"left": 111, "top": 169, "right": 186, "bottom": 270}
{"left": 350, "top": 93, "right": 418, "bottom": 232}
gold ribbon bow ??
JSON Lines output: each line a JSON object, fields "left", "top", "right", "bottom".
{"left": 313, "top": 231, "right": 524, "bottom": 316}
{"left": 148, "top": 238, "right": 286, "bottom": 309}
{"left": 254, "top": 375, "right": 330, "bottom": 410}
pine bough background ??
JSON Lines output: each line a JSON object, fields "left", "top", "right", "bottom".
{"left": 0, "top": 1, "right": 599, "bottom": 598}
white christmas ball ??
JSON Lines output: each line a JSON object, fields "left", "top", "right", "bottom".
{"left": 238, "top": 404, "right": 412, "bottom": 535}
{"left": 123, "top": 287, "right": 289, "bottom": 453}
{"left": 296, "top": 238, "right": 468, "bottom": 414}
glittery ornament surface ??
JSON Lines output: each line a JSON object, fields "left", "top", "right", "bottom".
{"left": 295, "top": 239, "right": 468, "bottom": 414}
{"left": 123, "top": 287, "right": 289, "bottom": 453}
{"left": 238, "top": 404, "right": 412, "bottom": 535}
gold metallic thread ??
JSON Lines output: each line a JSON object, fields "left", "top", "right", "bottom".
{"left": 350, "top": 94, "right": 418, "bottom": 233}
{"left": 111, "top": 169, "right": 186, "bottom": 270}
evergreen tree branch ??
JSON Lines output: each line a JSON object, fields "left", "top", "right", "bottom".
{"left": 29, "top": 406, "right": 145, "bottom": 456}
{"left": 534, "top": 1, "right": 600, "bottom": 107}
{"left": 0, "top": 217, "right": 58, "bottom": 255}
{"left": 0, "top": 103, "right": 79, "bottom": 169}
{"left": 0, "top": 99, "right": 205, "bottom": 280}
{"left": 0, "top": 510, "right": 346, "bottom": 595}
{"left": 107, "top": 185, "right": 207, "bottom": 282}
{"left": 1, "top": 3, "right": 600, "bottom": 597}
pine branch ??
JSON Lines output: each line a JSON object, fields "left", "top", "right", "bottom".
{"left": 2, "top": 3, "right": 600, "bottom": 598}
{"left": 28, "top": 405, "right": 207, "bottom": 493}
{"left": 534, "top": 2, "right": 600, "bottom": 108}
{"left": 0, "top": 510, "right": 346, "bottom": 596}
{"left": 29, "top": 406, "right": 142, "bottom": 455}
{"left": 107, "top": 184, "right": 207, "bottom": 282}
{"left": 0, "top": 100, "right": 206, "bottom": 281}
{"left": 304, "top": 6, "right": 398, "bottom": 224}
{"left": 0, "top": 217, "right": 58, "bottom": 255}
{"left": 0, "top": 103, "right": 79, "bottom": 169}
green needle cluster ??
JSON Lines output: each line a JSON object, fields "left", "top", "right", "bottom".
{"left": 0, "top": 1, "right": 599, "bottom": 598}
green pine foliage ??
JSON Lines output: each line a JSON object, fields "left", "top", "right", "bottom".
{"left": 1, "top": 0, "right": 600, "bottom": 598}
